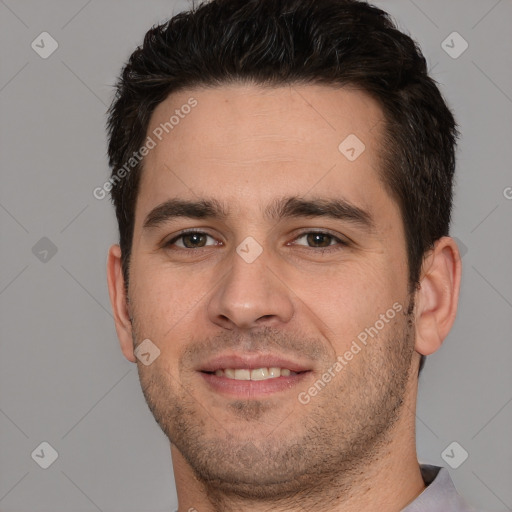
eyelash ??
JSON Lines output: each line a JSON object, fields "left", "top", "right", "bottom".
{"left": 163, "top": 229, "right": 349, "bottom": 253}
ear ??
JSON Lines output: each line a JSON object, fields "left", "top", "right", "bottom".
{"left": 107, "top": 244, "right": 136, "bottom": 363}
{"left": 414, "top": 236, "right": 462, "bottom": 356}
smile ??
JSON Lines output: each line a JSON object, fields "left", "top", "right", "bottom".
{"left": 207, "top": 367, "right": 298, "bottom": 380}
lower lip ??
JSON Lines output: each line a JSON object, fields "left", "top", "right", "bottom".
{"left": 199, "top": 371, "right": 311, "bottom": 398}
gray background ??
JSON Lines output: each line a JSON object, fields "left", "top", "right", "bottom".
{"left": 0, "top": 0, "right": 511, "bottom": 510}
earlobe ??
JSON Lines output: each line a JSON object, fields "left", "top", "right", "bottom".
{"left": 106, "top": 245, "right": 136, "bottom": 363}
{"left": 414, "top": 236, "right": 462, "bottom": 357}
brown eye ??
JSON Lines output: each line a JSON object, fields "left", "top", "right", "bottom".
{"left": 294, "top": 231, "right": 345, "bottom": 249}
{"left": 305, "top": 233, "right": 335, "bottom": 247}
{"left": 181, "top": 232, "right": 208, "bottom": 248}
{"left": 165, "top": 231, "right": 217, "bottom": 249}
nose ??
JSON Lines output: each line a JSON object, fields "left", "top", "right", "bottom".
{"left": 207, "top": 246, "right": 295, "bottom": 331}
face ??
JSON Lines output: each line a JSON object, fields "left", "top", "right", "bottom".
{"left": 124, "top": 84, "right": 417, "bottom": 497}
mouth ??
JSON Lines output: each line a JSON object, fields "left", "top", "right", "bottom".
{"left": 203, "top": 366, "right": 301, "bottom": 379}
{"left": 198, "top": 354, "right": 312, "bottom": 397}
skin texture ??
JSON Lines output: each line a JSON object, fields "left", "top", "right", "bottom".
{"left": 107, "top": 84, "right": 461, "bottom": 512}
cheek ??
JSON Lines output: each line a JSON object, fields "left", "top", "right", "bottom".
{"left": 290, "top": 259, "right": 402, "bottom": 348}
{"left": 289, "top": 251, "right": 406, "bottom": 348}
{"left": 129, "top": 259, "right": 205, "bottom": 346}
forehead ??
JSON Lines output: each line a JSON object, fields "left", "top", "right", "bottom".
{"left": 138, "top": 83, "right": 392, "bottom": 223}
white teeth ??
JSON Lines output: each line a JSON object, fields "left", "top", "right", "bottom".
{"left": 213, "top": 367, "right": 298, "bottom": 380}
{"left": 250, "top": 368, "right": 269, "bottom": 380}
{"left": 268, "top": 367, "right": 281, "bottom": 377}
{"left": 224, "top": 368, "right": 236, "bottom": 378}
{"left": 234, "top": 369, "right": 251, "bottom": 380}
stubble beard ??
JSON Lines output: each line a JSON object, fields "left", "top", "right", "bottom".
{"left": 132, "top": 301, "right": 416, "bottom": 506}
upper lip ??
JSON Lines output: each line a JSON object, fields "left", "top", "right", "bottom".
{"left": 198, "top": 353, "right": 312, "bottom": 373}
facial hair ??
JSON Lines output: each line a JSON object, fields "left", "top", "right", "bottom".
{"left": 131, "top": 297, "right": 416, "bottom": 508}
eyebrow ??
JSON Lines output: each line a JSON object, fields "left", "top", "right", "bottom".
{"left": 143, "top": 195, "right": 375, "bottom": 231}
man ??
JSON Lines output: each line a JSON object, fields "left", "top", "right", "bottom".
{"left": 105, "top": 0, "right": 475, "bottom": 510}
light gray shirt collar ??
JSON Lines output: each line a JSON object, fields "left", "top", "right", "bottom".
{"left": 402, "top": 464, "right": 477, "bottom": 511}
